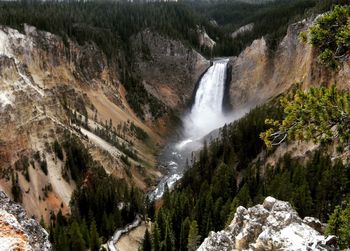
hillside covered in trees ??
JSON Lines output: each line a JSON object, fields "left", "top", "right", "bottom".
{"left": 0, "top": 0, "right": 347, "bottom": 59}
{"left": 1, "top": 0, "right": 350, "bottom": 250}
{"left": 141, "top": 9, "right": 350, "bottom": 247}
{"left": 144, "top": 87, "right": 350, "bottom": 250}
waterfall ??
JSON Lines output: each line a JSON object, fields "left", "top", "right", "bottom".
{"left": 178, "top": 58, "right": 229, "bottom": 148}
{"left": 150, "top": 58, "right": 230, "bottom": 200}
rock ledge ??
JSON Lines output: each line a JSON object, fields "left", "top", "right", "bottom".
{"left": 198, "top": 196, "right": 338, "bottom": 251}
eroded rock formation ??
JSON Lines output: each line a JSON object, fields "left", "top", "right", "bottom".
{"left": 198, "top": 197, "right": 338, "bottom": 251}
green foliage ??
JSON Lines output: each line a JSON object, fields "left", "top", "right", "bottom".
{"left": 152, "top": 222, "right": 161, "bottom": 251}
{"left": 152, "top": 96, "right": 350, "bottom": 246}
{"left": 261, "top": 86, "right": 350, "bottom": 148}
{"left": 62, "top": 133, "right": 91, "bottom": 182}
{"left": 50, "top": 132, "right": 144, "bottom": 250}
{"left": 121, "top": 72, "right": 167, "bottom": 120}
{"left": 187, "top": 220, "right": 200, "bottom": 251}
{"left": 93, "top": 120, "right": 139, "bottom": 160}
{"left": 14, "top": 155, "right": 30, "bottom": 182}
{"left": 192, "top": 0, "right": 332, "bottom": 55}
{"left": 0, "top": 1, "right": 204, "bottom": 56}
{"left": 130, "top": 122, "right": 149, "bottom": 141}
{"left": 327, "top": 201, "right": 350, "bottom": 248}
{"left": 69, "top": 221, "right": 86, "bottom": 251}
{"left": 309, "top": 5, "right": 350, "bottom": 68}
{"left": 89, "top": 220, "right": 100, "bottom": 251}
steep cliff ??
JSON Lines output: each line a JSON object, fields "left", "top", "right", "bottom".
{"left": 131, "top": 29, "right": 209, "bottom": 110}
{"left": 227, "top": 17, "right": 350, "bottom": 111}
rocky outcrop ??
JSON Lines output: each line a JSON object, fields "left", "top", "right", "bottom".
{"left": 0, "top": 191, "right": 51, "bottom": 251}
{"left": 198, "top": 28, "right": 216, "bottom": 49}
{"left": 231, "top": 23, "right": 254, "bottom": 39}
{"left": 227, "top": 17, "right": 350, "bottom": 111}
{"left": 131, "top": 29, "right": 209, "bottom": 110}
{"left": 198, "top": 197, "right": 338, "bottom": 251}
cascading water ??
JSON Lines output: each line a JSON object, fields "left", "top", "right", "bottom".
{"left": 150, "top": 58, "right": 230, "bottom": 200}
{"left": 179, "top": 58, "right": 229, "bottom": 147}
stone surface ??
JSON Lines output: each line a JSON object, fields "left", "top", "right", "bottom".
{"left": 0, "top": 191, "right": 51, "bottom": 251}
{"left": 131, "top": 29, "right": 209, "bottom": 110}
{"left": 198, "top": 196, "right": 338, "bottom": 251}
{"left": 227, "top": 17, "right": 350, "bottom": 111}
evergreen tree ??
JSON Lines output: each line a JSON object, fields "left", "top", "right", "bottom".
{"left": 69, "top": 221, "right": 85, "bottom": 251}
{"left": 80, "top": 220, "right": 90, "bottom": 248}
{"left": 179, "top": 217, "right": 190, "bottom": 251}
{"left": 152, "top": 222, "right": 161, "bottom": 251}
{"left": 261, "top": 86, "right": 350, "bottom": 148}
{"left": 163, "top": 222, "right": 175, "bottom": 251}
{"left": 327, "top": 202, "right": 350, "bottom": 248}
{"left": 187, "top": 220, "right": 200, "bottom": 251}
{"left": 90, "top": 220, "right": 100, "bottom": 251}
{"left": 142, "top": 229, "right": 152, "bottom": 251}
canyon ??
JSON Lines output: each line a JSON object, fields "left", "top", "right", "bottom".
{"left": 0, "top": 5, "right": 350, "bottom": 250}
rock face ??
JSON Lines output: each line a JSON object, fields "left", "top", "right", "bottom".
{"left": 198, "top": 197, "right": 338, "bottom": 251}
{"left": 198, "top": 29, "right": 216, "bottom": 49}
{"left": 131, "top": 29, "right": 209, "bottom": 109}
{"left": 0, "top": 191, "right": 51, "bottom": 251}
{"left": 231, "top": 23, "right": 254, "bottom": 39}
{"left": 228, "top": 17, "right": 350, "bottom": 111}
{"left": 0, "top": 23, "right": 168, "bottom": 223}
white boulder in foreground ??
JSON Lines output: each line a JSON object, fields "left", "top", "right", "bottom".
{"left": 198, "top": 196, "right": 338, "bottom": 251}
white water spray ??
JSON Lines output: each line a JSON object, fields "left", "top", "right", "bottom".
{"left": 150, "top": 58, "right": 232, "bottom": 200}
{"left": 112, "top": 58, "right": 250, "bottom": 244}
{"left": 177, "top": 58, "right": 229, "bottom": 149}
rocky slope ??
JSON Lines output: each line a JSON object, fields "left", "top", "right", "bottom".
{"left": 227, "top": 17, "right": 350, "bottom": 111}
{"left": 198, "top": 196, "right": 338, "bottom": 251}
{"left": 0, "top": 23, "right": 208, "bottom": 227}
{"left": 0, "top": 191, "right": 51, "bottom": 251}
{"left": 131, "top": 29, "right": 209, "bottom": 110}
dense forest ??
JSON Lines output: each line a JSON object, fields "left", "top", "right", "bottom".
{"left": 48, "top": 132, "right": 145, "bottom": 250}
{"left": 143, "top": 87, "right": 350, "bottom": 250}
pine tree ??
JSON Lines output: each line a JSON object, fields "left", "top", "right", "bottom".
{"left": 327, "top": 203, "right": 350, "bottom": 248}
{"left": 179, "top": 217, "right": 190, "bottom": 251}
{"left": 187, "top": 220, "right": 200, "bottom": 251}
{"left": 80, "top": 220, "right": 90, "bottom": 248}
{"left": 69, "top": 221, "right": 85, "bottom": 251}
{"left": 163, "top": 222, "right": 174, "bottom": 251}
{"left": 261, "top": 86, "right": 350, "bottom": 148}
{"left": 152, "top": 222, "right": 161, "bottom": 251}
{"left": 90, "top": 220, "right": 100, "bottom": 251}
{"left": 142, "top": 229, "right": 152, "bottom": 251}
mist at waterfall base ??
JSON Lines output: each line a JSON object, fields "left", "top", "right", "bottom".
{"left": 150, "top": 59, "right": 247, "bottom": 200}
